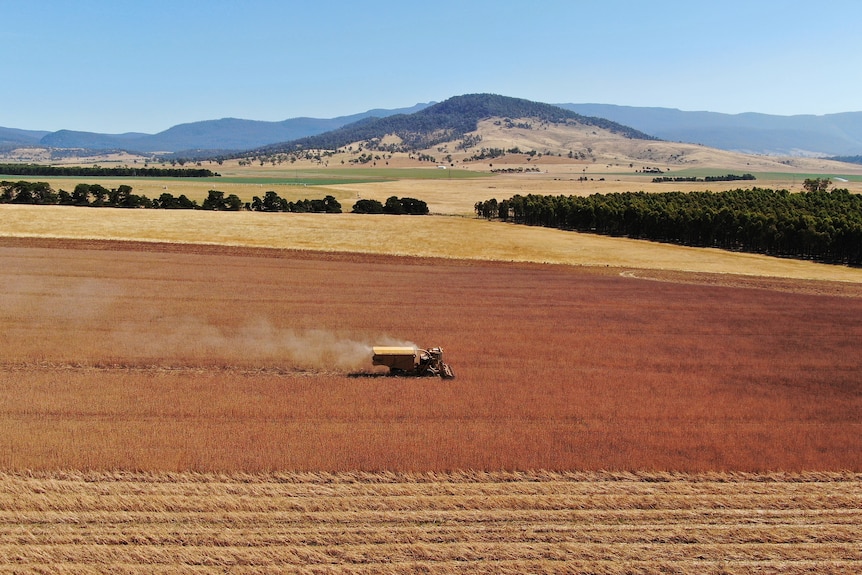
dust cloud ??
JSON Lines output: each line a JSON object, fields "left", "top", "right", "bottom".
{"left": 124, "top": 317, "right": 416, "bottom": 372}
{"left": 3, "top": 273, "right": 415, "bottom": 372}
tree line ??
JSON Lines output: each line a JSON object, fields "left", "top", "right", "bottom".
{"left": 0, "top": 181, "right": 335, "bottom": 212}
{"left": 652, "top": 173, "right": 755, "bottom": 183}
{"left": 249, "top": 190, "right": 342, "bottom": 213}
{"left": 1, "top": 181, "right": 156, "bottom": 208}
{"left": 476, "top": 179, "right": 862, "bottom": 265}
{"left": 0, "top": 163, "right": 218, "bottom": 178}
{"left": 0, "top": 180, "right": 429, "bottom": 215}
{"left": 352, "top": 196, "right": 429, "bottom": 215}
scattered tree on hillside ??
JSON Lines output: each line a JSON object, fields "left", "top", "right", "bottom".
{"left": 803, "top": 178, "right": 831, "bottom": 193}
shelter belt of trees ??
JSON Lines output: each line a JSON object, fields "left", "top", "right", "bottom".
{"left": 476, "top": 179, "right": 862, "bottom": 265}
{"left": 0, "top": 181, "right": 429, "bottom": 215}
{"left": 0, "top": 163, "right": 217, "bottom": 178}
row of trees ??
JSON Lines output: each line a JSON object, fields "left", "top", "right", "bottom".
{"left": 352, "top": 196, "right": 429, "bottom": 215}
{"left": 1, "top": 181, "right": 429, "bottom": 216}
{"left": 476, "top": 183, "right": 862, "bottom": 265}
{"left": 1, "top": 181, "right": 155, "bottom": 208}
{"left": 0, "top": 181, "right": 340, "bottom": 213}
{"left": 249, "top": 190, "right": 342, "bottom": 213}
{"left": 652, "top": 173, "right": 756, "bottom": 183}
{"left": 0, "top": 163, "right": 217, "bottom": 178}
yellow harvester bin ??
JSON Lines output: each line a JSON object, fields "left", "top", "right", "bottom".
{"left": 372, "top": 346, "right": 418, "bottom": 371}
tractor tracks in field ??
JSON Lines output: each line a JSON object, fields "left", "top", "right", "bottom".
{"left": 0, "top": 361, "right": 349, "bottom": 377}
{"left": 619, "top": 268, "right": 862, "bottom": 297}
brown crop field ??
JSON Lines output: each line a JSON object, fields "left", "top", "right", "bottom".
{"left": 2, "top": 238, "right": 861, "bottom": 573}
{"left": 2, "top": 238, "right": 861, "bottom": 472}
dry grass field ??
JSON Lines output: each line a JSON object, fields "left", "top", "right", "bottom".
{"left": 4, "top": 204, "right": 862, "bottom": 284}
{"left": 2, "top": 470, "right": 860, "bottom": 574}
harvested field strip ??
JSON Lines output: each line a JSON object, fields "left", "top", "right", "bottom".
{"left": 0, "top": 361, "right": 331, "bottom": 377}
{"left": 0, "top": 472, "right": 859, "bottom": 574}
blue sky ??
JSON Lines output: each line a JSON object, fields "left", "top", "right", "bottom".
{"left": 4, "top": 0, "right": 861, "bottom": 133}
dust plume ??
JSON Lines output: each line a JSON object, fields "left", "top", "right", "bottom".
{"left": 125, "top": 317, "right": 416, "bottom": 372}
{"left": 2, "top": 273, "right": 415, "bottom": 372}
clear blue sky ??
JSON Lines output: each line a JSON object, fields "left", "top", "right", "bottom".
{"left": 4, "top": 0, "right": 860, "bottom": 133}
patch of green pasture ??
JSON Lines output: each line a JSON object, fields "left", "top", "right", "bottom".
{"left": 747, "top": 171, "right": 862, "bottom": 182}
{"left": 203, "top": 176, "right": 382, "bottom": 185}
{"left": 1, "top": 167, "right": 487, "bottom": 187}
{"left": 660, "top": 168, "right": 862, "bottom": 182}
{"left": 213, "top": 167, "right": 487, "bottom": 185}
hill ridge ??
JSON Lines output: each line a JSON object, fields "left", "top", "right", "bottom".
{"left": 251, "top": 94, "right": 657, "bottom": 156}
{"left": 4, "top": 96, "right": 862, "bottom": 158}
{"left": 559, "top": 103, "right": 862, "bottom": 156}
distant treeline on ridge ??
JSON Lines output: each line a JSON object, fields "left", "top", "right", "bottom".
{"left": 476, "top": 179, "right": 862, "bottom": 265}
{"left": 0, "top": 163, "right": 218, "bottom": 178}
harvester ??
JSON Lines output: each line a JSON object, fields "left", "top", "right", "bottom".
{"left": 371, "top": 346, "right": 455, "bottom": 379}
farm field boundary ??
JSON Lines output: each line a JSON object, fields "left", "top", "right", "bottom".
{"left": 3, "top": 235, "right": 862, "bottom": 298}
{"left": 4, "top": 204, "right": 862, "bottom": 283}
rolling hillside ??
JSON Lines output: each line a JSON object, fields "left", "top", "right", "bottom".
{"left": 0, "top": 127, "right": 51, "bottom": 149}
{"left": 251, "top": 94, "right": 657, "bottom": 156}
{"left": 235, "top": 95, "right": 858, "bottom": 175}
{"left": 560, "top": 103, "right": 862, "bottom": 156}
{"left": 4, "top": 94, "right": 862, "bottom": 163}
{"left": 11, "top": 103, "right": 433, "bottom": 154}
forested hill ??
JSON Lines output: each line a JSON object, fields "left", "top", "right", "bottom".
{"left": 251, "top": 94, "right": 658, "bottom": 155}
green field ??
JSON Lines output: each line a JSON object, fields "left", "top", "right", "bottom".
{"left": 653, "top": 168, "right": 862, "bottom": 182}
{"left": 213, "top": 167, "right": 487, "bottom": 184}
{"left": 0, "top": 166, "right": 487, "bottom": 186}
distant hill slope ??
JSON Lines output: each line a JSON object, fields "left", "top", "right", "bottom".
{"left": 27, "top": 103, "right": 433, "bottom": 153}
{"left": 7, "top": 97, "right": 862, "bottom": 159}
{"left": 253, "top": 94, "right": 657, "bottom": 155}
{"left": 558, "top": 104, "right": 862, "bottom": 156}
{"left": 0, "top": 127, "right": 51, "bottom": 149}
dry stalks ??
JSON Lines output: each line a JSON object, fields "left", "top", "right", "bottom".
{"left": 0, "top": 471, "right": 859, "bottom": 574}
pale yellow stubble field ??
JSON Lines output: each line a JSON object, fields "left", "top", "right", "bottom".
{"left": 5, "top": 163, "right": 862, "bottom": 283}
{"left": 4, "top": 202, "right": 862, "bottom": 284}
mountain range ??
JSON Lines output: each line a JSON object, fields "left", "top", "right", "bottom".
{"left": 0, "top": 102, "right": 431, "bottom": 155}
{"left": 2, "top": 96, "right": 861, "bottom": 158}
{"left": 558, "top": 104, "right": 862, "bottom": 157}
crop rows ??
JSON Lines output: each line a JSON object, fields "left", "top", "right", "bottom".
{"left": 1, "top": 471, "right": 860, "bottom": 574}
{"left": 2, "top": 241, "right": 861, "bottom": 472}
